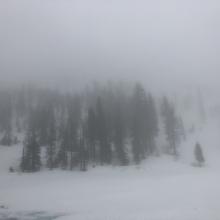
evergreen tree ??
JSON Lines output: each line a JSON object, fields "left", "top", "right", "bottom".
{"left": 1, "top": 123, "right": 13, "bottom": 146}
{"left": 56, "top": 122, "right": 68, "bottom": 170}
{"left": 67, "top": 95, "right": 81, "bottom": 170}
{"left": 96, "top": 97, "right": 112, "bottom": 164}
{"left": 131, "top": 83, "right": 148, "bottom": 163}
{"left": 35, "top": 102, "right": 51, "bottom": 146}
{"left": 46, "top": 106, "right": 56, "bottom": 170}
{"left": 177, "top": 117, "right": 186, "bottom": 142}
{"left": 0, "top": 91, "right": 13, "bottom": 145}
{"left": 161, "top": 97, "right": 179, "bottom": 157}
{"left": 55, "top": 99, "right": 68, "bottom": 169}
{"left": 21, "top": 111, "right": 41, "bottom": 172}
{"left": 15, "top": 87, "right": 29, "bottom": 132}
{"left": 29, "top": 131, "right": 41, "bottom": 172}
{"left": 113, "top": 105, "right": 128, "bottom": 165}
{"left": 194, "top": 142, "right": 205, "bottom": 166}
{"left": 20, "top": 146, "right": 27, "bottom": 172}
{"left": 79, "top": 124, "right": 88, "bottom": 171}
{"left": 86, "top": 107, "right": 97, "bottom": 167}
{"left": 146, "top": 93, "right": 159, "bottom": 155}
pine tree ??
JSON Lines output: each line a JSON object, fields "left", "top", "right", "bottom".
{"left": 20, "top": 146, "right": 26, "bottom": 172}
{"left": 35, "top": 105, "right": 48, "bottom": 146}
{"left": 131, "top": 83, "right": 148, "bottom": 163}
{"left": 0, "top": 91, "right": 13, "bottom": 146}
{"left": 86, "top": 107, "right": 97, "bottom": 167}
{"left": 46, "top": 106, "right": 56, "bottom": 170}
{"left": 146, "top": 93, "right": 159, "bottom": 155}
{"left": 21, "top": 109, "right": 41, "bottom": 172}
{"left": 67, "top": 95, "right": 81, "bottom": 170}
{"left": 194, "top": 142, "right": 205, "bottom": 166}
{"left": 177, "top": 117, "right": 186, "bottom": 142}
{"left": 56, "top": 120, "right": 68, "bottom": 170}
{"left": 30, "top": 131, "right": 41, "bottom": 172}
{"left": 1, "top": 123, "right": 13, "bottom": 146}
{"left": 161, "top": 97, "right": 179, "bottom": 157}
{"left": 113, "top": 105, "right": 128, "bottom": 166}
{"left": 21, "top": 127, "right": 41, "bottom": 172}
{"left": 96, "top": 97, "right": 112, "bottom": 164}
{"left": 79, "top": 124, "right": 88, "bottom": 171}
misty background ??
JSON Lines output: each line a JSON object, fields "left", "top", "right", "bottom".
{"left": 1, "top": 1, "right": 220, "bottom": 220}
{"left": 1, "top": 0, "right": 220, "bottom": 92}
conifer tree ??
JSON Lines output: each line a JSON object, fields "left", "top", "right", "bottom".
{"left": 177, "top": 117, "right": 186, "bottom": 142}
{"left": 46, "top": 106, "right": 56, "bottom": 170}
{"left": 20, "top": 146, "right": 26, "bottom": 172}
{"left": 194, "top": 142, "right": 205, "bottom": 166}
{"left": 146, "top": 93, "right": 159, "bottom": 155}
{"left": 67, "top": 95, "right": 81, "bottom": 170}
{"left": 36, "top": 103, "right": 51, "bottom": 146}
{"left": 57, "top": 123, "right": 68, "bottom": 170}
{"left": 161, "top": 97, "right": 179, "bottom": 157}
{"left": 113, "top": 105, "right": 128, "bottom": 165}
{"left": 79, "top": 124, "right": 88, "bottom": 171}
{"left": 21, "top": 110, "right": 41, "bottom": 172}
{"left": 86, "top": 107, "right": 97, "bottom": 166}
{"left": 1, "top": 123, "right": 13, "bottom": 146}
{"left": 131, "top": 83, "right": 148, "bottom": 163}
{"left": 0, "top": 91, "right": 13, "bottom": 145}
{"left": 96, "top": 97, "right": 112, "bottom": 164}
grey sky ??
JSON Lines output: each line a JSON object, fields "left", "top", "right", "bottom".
{"left": 0, "top": 0, "right": 220, "bottom": 91}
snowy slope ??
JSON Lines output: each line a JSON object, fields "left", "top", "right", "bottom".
{"left": 1, "top": 119, "right": 220, "bottom": 220}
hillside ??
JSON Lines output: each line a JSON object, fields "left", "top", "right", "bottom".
{"left": 1, "top": 119, "right": 220, "bottom": 220}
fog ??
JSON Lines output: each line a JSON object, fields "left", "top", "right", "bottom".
{"left": 1, "top": 0, "right": 220, "bottom": 91}
{"left": 1, "top": 2, "right": 220, "bottom": 219}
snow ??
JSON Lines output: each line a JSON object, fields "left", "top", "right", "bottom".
{"left": 1, "top": 120, "right": 220, "bottom": 220}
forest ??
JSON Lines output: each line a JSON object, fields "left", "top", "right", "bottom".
{"left": 0, "top": 82, "right": 187, "bottom": 172}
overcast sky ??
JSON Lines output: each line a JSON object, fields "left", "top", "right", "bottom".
{"left": 0, "top": 0, "right": 220, "bottom": 91}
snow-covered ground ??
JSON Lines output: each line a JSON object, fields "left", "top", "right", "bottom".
{"left": 1, "top": 120, "right": 220, "bottom": 220}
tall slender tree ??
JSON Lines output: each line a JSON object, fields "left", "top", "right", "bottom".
{"left": 96, "top": 97, "right": 112, "bottom": 164}
{"left": 86, "top": 107, "right": 97, "bottom": 166}
{"left": 56, "top": 121, "right": 68, "bottom": 170}
{"left": 79, "top": 124, "right": 88, "bottom": 171}
{"left": 21, "top": 110, "right": 41, "bottom": 172}
{"left": 146, "top": 93, "right": 159, "bottom": 155}
{"left": 46, "top": 106, "right": 56, "bottom": 170}
{"left": 67, "top": 95, "right": 81, "bottom": 170}
{"left": 113, "top": 105, "right": 128, "bottom": 165}
{"left": 131, "top": 83, "right": 149, "bottom": 163}
{"left": 161, "top": 97, "right": 179, "bottom": 157}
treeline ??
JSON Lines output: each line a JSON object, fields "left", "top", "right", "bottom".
{"left": 0, "top": 82, "right": 186, "bottom": 172}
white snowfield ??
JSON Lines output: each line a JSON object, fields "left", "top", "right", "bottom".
{"left": 1, "top": 121, "right": 220, "bottom": 220}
